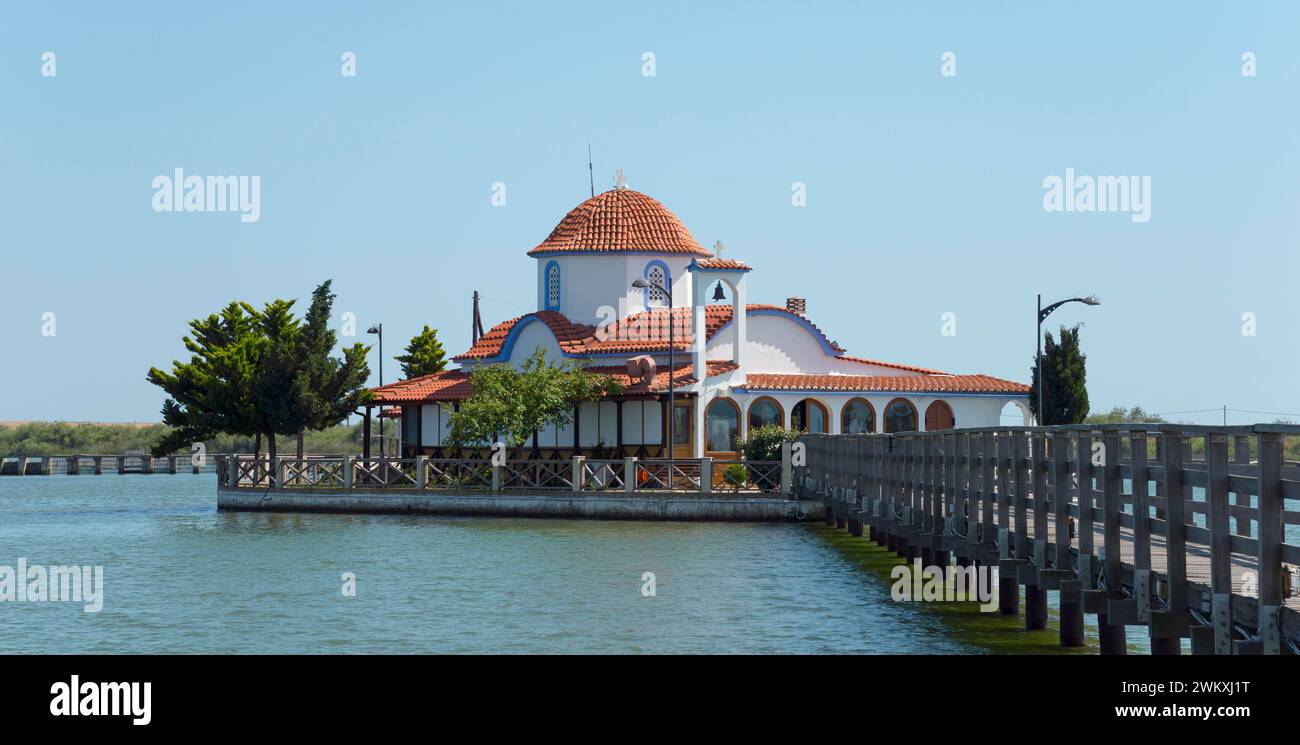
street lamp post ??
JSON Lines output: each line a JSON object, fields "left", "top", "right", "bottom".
{"left": 367, "top": 323, "right": 384, "bottom": 457}
{"left": 1036, "top": 294, "right": 1100, "bottom": 425}
{"left": 632, "top": 278, "right": 675, "bottom": 488}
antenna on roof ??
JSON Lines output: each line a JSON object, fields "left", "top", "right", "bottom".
{"left": 472, "top": 290, "right": 485, "bottom": 343}
{"left": 587, "top": 143, "right": 595, "bottom": 198}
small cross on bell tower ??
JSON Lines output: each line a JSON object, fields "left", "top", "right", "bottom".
{"left": 713, "top": 240, "right": 725, "bottom": 258}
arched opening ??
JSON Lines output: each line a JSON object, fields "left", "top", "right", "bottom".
{"left": 841, "top": 398, "right": 876, "bottom": 434}
{"left": 544, "top": 261, "right": 560, "bottom": 310}
{"left": 924, "top": 400, "right": 955, "bottom": 431}
{"left": 883, "top": 398, "right": 918, "bottom": 433}
{"left": 644, "top": 260, "right": 670, "bottom": 308}
{"left": 791, "top": 398, "right": 829, "bottom": 433}
{"left": 1000, "top": 399, "right": 1033, "bottom": 427}
{"left": 705, "top": 398, "right": 740, "bottom": 454}
{"left": 748, "top": 397, "right": 784, "bottom": 430}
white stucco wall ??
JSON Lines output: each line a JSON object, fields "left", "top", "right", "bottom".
{"left": 706, "top": 313, "right": 928, "bottom": 377}
{"left": 536, "top": 254, "right": 695, "bottom": 325}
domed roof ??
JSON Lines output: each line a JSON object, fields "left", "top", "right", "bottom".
{"left": 528, "top": 188, "right": 713, "bottom": 257}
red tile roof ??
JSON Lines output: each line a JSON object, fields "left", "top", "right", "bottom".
{"left": 739, "top": 373, "right": 1030, "bottom": 394}
{"left": 453, "top": 304, "right": 845, "bottom": 362}
{"left": 693, "top": 257, "right": 751, "bottom": 271}
{"left": 838, "top": 355, "right": 946, "bottom": 375}
{"left": 371, "top": 361, "right": 739, "bottom": 404}
{"left": 528, "top": 189, "right": 714, "bottom": 257}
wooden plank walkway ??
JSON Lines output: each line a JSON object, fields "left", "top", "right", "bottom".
{"left": 801, "top": 425, "right": 1300, "bottom": 654}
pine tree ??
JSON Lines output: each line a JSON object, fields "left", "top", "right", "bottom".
{"left": 148, "top": 281, "right": 372, "bottom": 471}
{"left": 1028, "top": 324, "right": 1089, "bottom": 425}
{"left": 394, "top": 325, "right": 448, "bottom": 379}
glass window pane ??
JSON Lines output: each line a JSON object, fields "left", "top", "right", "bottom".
{"left": 672, "top": 405, "right": 691, "bottom": 445}
{"left": 749, "top": 400, "right": 779, "bottom": 429}
{"left": 706, "top": 401, "right": 738, "bottom": 452}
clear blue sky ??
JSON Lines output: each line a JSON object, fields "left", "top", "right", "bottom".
{"left": 2, "top": 1, "right": 1297, "bottom": 425}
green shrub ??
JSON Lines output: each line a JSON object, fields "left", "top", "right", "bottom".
{"left": 722, "top": 463, "right": 748, "bottom": 490}
{"left": 739, "top": 424, "right": 797, "bottom": 462}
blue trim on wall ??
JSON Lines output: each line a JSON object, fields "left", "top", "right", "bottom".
{"left": 641, "top": 259, "right": 671, "bottom": 313}
{"left": 709, "top": 307, "right": 842, "bottom": 357}
{"left": 543, "top": 260, "right": 561, "bottom": 311}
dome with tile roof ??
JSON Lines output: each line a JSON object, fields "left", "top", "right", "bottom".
{"left": 527, "top": 188, "right": 714, "bottom": 257}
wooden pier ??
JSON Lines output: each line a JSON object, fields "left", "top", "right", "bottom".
{"left": 800, "top": 424, "right": 1300, "bottom": 654}
{"left": 0, "top": 453, "right": 229, "bottom": 476}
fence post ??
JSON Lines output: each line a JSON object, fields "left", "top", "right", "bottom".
{"left": 275, "top": 456, "right": 286, "bottom": 490}
{"left": 1256, "top": 430, "right": 1283, "bottom": 655}
{"left": 1025, "top": 431, "right": 1048, "bottom": 631}
{"left": 343, "top": 457, "right": 354, "bottom": 491}
{"left": 572, "top": 456, "right": 584, "bottom": 493}
{"left": 1099, "top": 429, "right": 1127, "bottom": 654}
{"left": 624, "top": 457, "right": 637, "bottom": 494}
{"left": 700, "top": 457, "right": 712, "bottom": 495}
{"left": 1151, "top": 429, "right": 1188, "bottom": 653}
{"left": 1206, "top": 434, "right": 1232, "bottom": 655}
{"left": 168, "top": 455, "right": 178, "bottom": 474}
{"left": 416, "top": 455, "right": 427, "bottom": 492}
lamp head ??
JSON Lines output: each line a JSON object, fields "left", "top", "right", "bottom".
{"left": 366, "top": 324, "right": 382, "bottom": 335}
{"left": 631, "top": 279, "right": 649, "bottom": 289}
{"left": 1083, "top": 295, "right": 1101, "bottom": 306}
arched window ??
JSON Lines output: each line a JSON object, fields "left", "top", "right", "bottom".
{"left": 544, "top": 262, "right": 560, "bottom": 310}
{"left": 791, "top": 398, "right": 828, "bottom": 433}
{"left": 644, "top": 261, "right": 669, "bottom": 308}
{"left": 924, "top": 400, "right": 955, "bottom": 431}
{"left": 705, "top": 398, "right": 740, "bottom": 453}
{"left": 841, "top": 398, "right": 875, "bottom": 434}
{"left": 883, "top": 398, "right": 918, "bottom": 433}
{"left": 748, "top": 397, "right": 783, "bottom": 430}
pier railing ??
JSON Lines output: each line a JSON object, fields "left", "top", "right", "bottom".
{"left": 799, "top": 424, "right": 1300, "bottom": 655}
{"left": 216, "top": 454, "right": 793, "bottom": 497}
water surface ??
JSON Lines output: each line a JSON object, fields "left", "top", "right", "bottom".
{"left": 0, "top": 475, "right": 1090, "bottom": 654}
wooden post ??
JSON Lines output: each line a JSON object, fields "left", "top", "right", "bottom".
{"left": 1098, "top": 430, "right": 1127, "bottom": 654}
{"left": 997, "top": 431, "right": 1018, "bottom": 614}
{"left": 1150, "top": 430, "right": 1187, "bottom": 654}
{"left": 1130, "top": 431, "right": 1153, "bottom": 633}
{"left": 168, "top": 455, "right": 178, "bottom": 474}
{"left": 1054, "top": 434, "right": 1083, "bottom": 646}
{"left": 343, "top": 457, "right": 354, "bottom": 491}
{"left": 93, "top": 456, "right": 103, "bottom": 475}
{"left": 1025, "top": 431, "right": 1048, "bottom": 630}
{"left": 1205, "top": 434, "right": 1232, "bottom": 655}
{"left": 416, "top": 455, "right": 427, "bottom": 492}
{"left": 1076, "top": 431, "right": 1095, "bottom": 588}
{"left": 981, "top": 431, "right": 996, "bottom": 555}
{"left": 1256, "top": 431, "right": 1283, "bottom": 655}
{"left": 700, "top": 456, "right": 712, "bottom": 496}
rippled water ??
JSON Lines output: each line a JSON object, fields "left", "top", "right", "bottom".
{"left": 0, "top": 475, "right": 1089, "bottom": 654}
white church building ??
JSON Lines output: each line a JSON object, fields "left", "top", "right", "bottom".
{"left": 372, "top": 184, "right": 1031, "bottom": 461}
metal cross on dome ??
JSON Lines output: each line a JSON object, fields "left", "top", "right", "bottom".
{"left": 613, "top": 169, "right": 628, "bottom": 189}
{"left": 713, "top": 240, "right": 725, "bottom": 257}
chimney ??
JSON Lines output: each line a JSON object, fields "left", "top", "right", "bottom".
{"left": 786, "top": 297, "right": 806, "bottom": 315}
